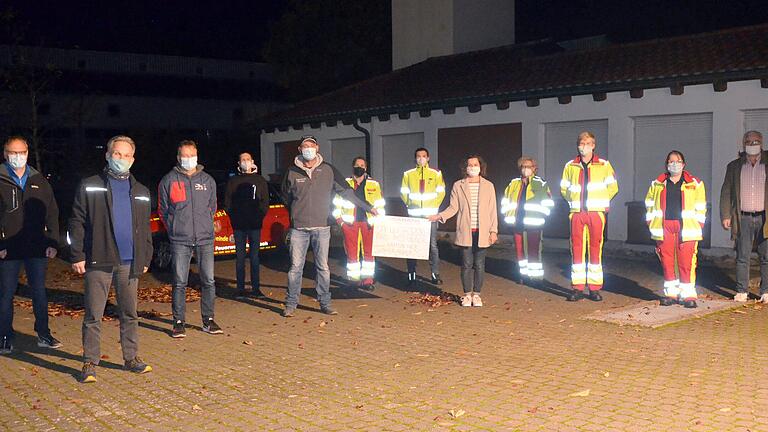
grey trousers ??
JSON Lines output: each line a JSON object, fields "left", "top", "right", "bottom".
{"left": 82, "top": 264, "right": 139, "bottom": 364}
{"left": 736, "top": 214, "right": 768, "bottom": 294}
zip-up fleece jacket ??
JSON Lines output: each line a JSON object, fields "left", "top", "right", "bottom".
{"left": 281, "top": 155, "right": 373, "bottom": 229}
{"left": 158, "top": 165, "right": 217, "bottom": 245}
{"left": 68, "top": 171, "right": 153, "bottom": 277}
{"left": 0, "top": 165, "right": 59, "bottom": 259}
{"left": 224, "top": 172, "right": 269, "bottom": 231}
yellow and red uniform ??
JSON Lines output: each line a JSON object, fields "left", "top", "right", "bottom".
{"left": 645, "top": 171, "right": 706, "bottom": 300}
{"left": 333, "top": 176, "right": 385, "bottom": 283}
{"left": 560, "top": 154, "right": 618, "bottom": 291}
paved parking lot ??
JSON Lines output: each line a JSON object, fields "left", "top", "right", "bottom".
{"left": 2, "top": 240, "right": 768, "bottom": 431}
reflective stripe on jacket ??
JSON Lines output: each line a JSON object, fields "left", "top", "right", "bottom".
{"left": 645, "top": 171, "right": 707, "bottom": 241}
{"left": 560, "top": 155, "right": 618, "bottom": 212}
{"left": 501, "top": 176, "right": 554, "bottom": 227}
{"left": 400, "top": 164, "right": 445, "bottom": 217}
{"left": 332, "top": 177, "right": 386, "bottom": 224}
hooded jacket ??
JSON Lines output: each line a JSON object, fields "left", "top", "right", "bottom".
{"left": 0, "top": 164, "right": 59, "bottom": 259}
{"left": 224, "top": 171, "right": 269, "bottom": 231}
{"left": 68, "top": 171, "right": 153, "bottom": 277}
{"left": 158, "top": 165, "right": 217, "bottom": 245}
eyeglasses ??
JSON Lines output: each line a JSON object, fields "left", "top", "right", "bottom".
{"left": 746, "top": 140, "right": 762, "bottom": 146}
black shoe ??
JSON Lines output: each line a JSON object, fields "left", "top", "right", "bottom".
{"left": 360, "top": 283, "right": 375, "bottom": 292}
{"left": 124, "top": 357, "right": 153, "bottom": 374}
{"left": 321, "top": 306, "right": 338, "bottom": 316}
{"left": 37, "top": 333, "right": 63, "bottom": 349}
{"left": 171, "top": 320, "right": 186, "bottom": 338}
{"left": 566, "top": 290, "right": 584, "bottom": 302}
{"left": 0, "top": 336, "right": 13, "bottom": 355}
{"left": 407, "top": 272, "right": 417, "bottom": 288}
{"left": 682, "top": 299, "right": 698, "bottom": 308}
{"left": 431, "top": 273, "right": 443, "bottom": 285}
{"left": 250, "top": 288, "right": 267, "bottom": 299}
{"left": 235, "top": 290, "right": 248, "bottom": 299}
{"left": 659, "top": 297, "right": 677, "bottom": 306}
{"left": 588, "top": 291, "right": 603, "bottom": 302}
{"left": 202, "top": 318, "right": 223, "bottom": 334}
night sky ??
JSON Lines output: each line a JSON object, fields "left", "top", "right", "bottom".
{"left": 3, "top": 0, "right": 768, "bottom": 61}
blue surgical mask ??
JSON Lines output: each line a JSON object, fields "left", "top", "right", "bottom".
{"left": 179, "top": 156, "right": 198, "bottom": 171}
{"left": 7, "top": 153, "right": 27, "bottom": 169}
{"left": 301, "top": 147, "right": 317, "bottom": 161}
{"left": 108, "top": 157, "right": 133, "bottom": 173}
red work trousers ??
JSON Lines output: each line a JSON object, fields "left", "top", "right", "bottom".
{"left": 514, "top": 229, "right": 543, "bottom": 279}
{"left": 341, "top": 221, "right": 375, "bottom": 284}
{"left": 655, "top": 220, "right": 698, "bottom": 300}
{"left": 570, "top": 211, "right": 605, "bottom": 291}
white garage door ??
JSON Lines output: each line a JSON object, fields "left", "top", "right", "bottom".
{"left": 745, "top": 109, "right": 768, "bottom": 137}
{"left": 633, "top": 113, "right": 713, "bottom": 200}
{"left": 544, "top": 119, "right": 609, "bottom": 181}
{"left": 330, "top": 137, "right": 366, "bottom": 178}
{"left": 382, "top": 133, "right": 424, "bottom": 198}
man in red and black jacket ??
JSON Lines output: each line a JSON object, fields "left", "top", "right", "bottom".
{"left": 0, "top": 136, "right": 60, "bottom": 355}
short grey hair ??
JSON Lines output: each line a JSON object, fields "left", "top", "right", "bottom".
{"left": 744, "top": 130, "right": 764, "bottom": 141}
{"left": 106, "top": 135, "right": 136, "bottom": 153}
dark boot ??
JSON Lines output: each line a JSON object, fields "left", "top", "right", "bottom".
{"left": 431, "top": 273, "right": 443, "bottom": 285}
{"left": 659, "top": 296, "right": 677, "bottom": 306}
{"left": 567, "top": 290, "right": 584, "bottom": 302}
{"left": 682, "top": 298, "right": 698, "bottom": 308}
{"left": 588, "top": 290, "right": 603, "bottom": 302}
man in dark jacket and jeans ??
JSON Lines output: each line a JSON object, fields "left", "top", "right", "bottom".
{"left": 158, "top": 140, "right": 221, "bottom": 338}
{"left": 0, "top": 136, "right": 61, "bottom": 354}
{"left": 224, "top": 152, "right": 269, "bottom": 298}
{"left": 69, "top": 135, "right": 153, "bottom": 383}
{"left": 281, "top": 135, "right": 376, "bottom": 317}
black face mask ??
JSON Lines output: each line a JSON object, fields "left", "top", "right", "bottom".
{"left": 353, "top": 166, "right": 366, "bottom": 177}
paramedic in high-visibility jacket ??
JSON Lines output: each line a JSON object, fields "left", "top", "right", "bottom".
{"left": 332, "top": 157, "right": 386, "bottom": 291}
{"left": 645, "top": 151, "right": 706, "bottom": 309}
{"left": 400, "top": 147, "right": 446, "bottom": 287}
{"left": 501, "top": 156, "right": 554, "bottom": 284}
{"left": 560, "top": 131, "right": 619, "bottom": 302}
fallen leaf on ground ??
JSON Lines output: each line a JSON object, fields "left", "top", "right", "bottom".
{"left": 449, "top": 409, "right": 466, "bottom": 418}
{"left": 192, "top": 404, "right": 202, "bottom": 410}
{"left": 733, "top": 310, "right": 747, "bottom": 314}
{"left": 603, "top": 371, "right": 610, "bottom": 377}
{"left": 569, "top": 389, "right": 591, "bottom": 397}
{"left": 407, "top": 292, "right": 460, "bottom": 308}
{"left": 318, "top": 321, "right": 327, "bottom": 328}
{"left": 243, "top": 340, "right": 253, "bottom": 345}
{"left": 719, "top": 407, "right": 732, "bottom": 412}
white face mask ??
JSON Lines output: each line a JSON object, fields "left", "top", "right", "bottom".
{"left": 745, "top": 145, "right": 762, "bottom": 156}
{"left": 239, "top": 161, "right": 254, "bottom": 172}
{"left": 578, "top": 147, "right": 592, "bottom": 158}
{"left": 179, "top": 156, "right": 198, "bottom": 171}
{"left": 667, "top": 161, "right": 683, "bottom": 175}
{"left": 467, "top": 166, "right": 481, "bottom": 177}
{"left": 301, "top": 147, "right": 317, "bottom": 161}
{"left": 7, "top": 153, "right": 27, "bottom": 169}
{"left": 108, "top": 157, "right": 133, "bottom": 173}
{"left": 416, "top": 157, "right": 428, "bottom": 167}
{"left": 521, "top": 168, "right": 533, "bottom": 178}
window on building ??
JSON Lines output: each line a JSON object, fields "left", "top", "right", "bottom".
{"left": 107, "top": 104, "right": 121, "bottom": 118}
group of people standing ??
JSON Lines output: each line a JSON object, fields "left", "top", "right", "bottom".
{"left": 0, "top": 129, "right": 766, "bottom": 384}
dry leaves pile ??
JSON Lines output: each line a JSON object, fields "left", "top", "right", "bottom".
{"left": 108, "top": 284, "right": 201, "bottom": 303}
{"left": 407, "top": 292, "right": 460, "bottom": 308}
{"left": 13, "top": 299, "right": 116, "bottom": 321}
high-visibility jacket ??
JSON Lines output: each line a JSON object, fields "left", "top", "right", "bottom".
{"left": 332, "top": 176, "right": 386, "bottom": 224}
{"left": 560, "top": 154, "right": 618, "bottom": 212}
{"left": 645, "top": 171, "right": 707, "bottom": 241}
{"left": 501, "top": 176, "right": 554, "bottom": 227}
{"left": 400, "top": 164, "right": 445, "bottom": 217}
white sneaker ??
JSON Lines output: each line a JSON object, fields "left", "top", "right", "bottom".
{"left": 472, "top": 293, "right": 483, "bottom": 307}
{"left": 759, "top": 293, "right": 768, "bottom": 304}
{"left": 734, "top": 292, "right": 749, "bottom": 302}
{"left": 461, "top": 293, "right": 473, "bottom": 307}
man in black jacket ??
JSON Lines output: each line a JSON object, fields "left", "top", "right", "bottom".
{"left": 224, "top": 152, "right": 269, "bottom": 298}
{"left": 69, "top": 135, "right": 153, "bottom": 383}
{"left": 0, "top": 136, "right": 61, "bottom": 355}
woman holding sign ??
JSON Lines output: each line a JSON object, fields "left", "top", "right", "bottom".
{"left": 428, "top": 155, "right": 498, "bottom": 307}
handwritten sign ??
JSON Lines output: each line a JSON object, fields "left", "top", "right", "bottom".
{"left": 372, "top": 216, "right": 431, "bottom": 260}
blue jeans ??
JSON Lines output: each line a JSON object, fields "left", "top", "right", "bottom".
{"left": 286, "top": 227, "right": 331, "bottom": 309}
{"left": 407, "top": 221, "right": 440, "bottom": 274}
{"left": 171, "top": 242, "right": 216, "bottom": 322}
{"left": 234, "top": 229, "right": 261, "bottom": 292}
{"left": 0, "top": 258, "right": 50, "bottom": 340}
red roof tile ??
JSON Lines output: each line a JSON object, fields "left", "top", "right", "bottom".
{"left": 261, "top": 24, "right": 768, "bottom": 128}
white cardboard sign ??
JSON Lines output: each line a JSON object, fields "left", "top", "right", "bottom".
{"left": 372, "top": 216, "right": 431, "bottom": 260}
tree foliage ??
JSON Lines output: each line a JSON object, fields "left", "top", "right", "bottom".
{"left": 263, "top": 0, "right": 391, "bottom": 102}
